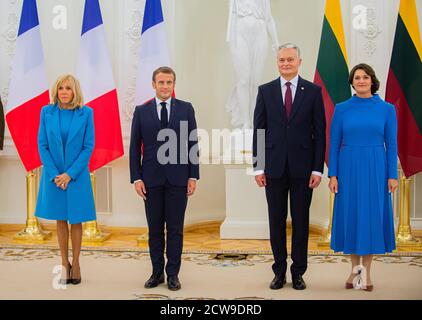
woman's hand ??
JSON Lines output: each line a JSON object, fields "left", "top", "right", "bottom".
{"left": 388, "top": 179, "right": 398, "bottom": 193}
{"left": 55, "top": 173, "right": 71, "bottom": 190}
{"left": 328, "top": 176, "right": 338, "bottom": 194}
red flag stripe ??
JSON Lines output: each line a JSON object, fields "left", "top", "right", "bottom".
{"left": 85, "top": 89, "right": 124, "bottom": 172}
{"left": 314, "top": 70, "right": 335, "bottom": 165}
{"left": 5, "top": 90, "right": 49, "bottom": 171}
{"left": 386, "top": 68, "right": 422, "bottom": 177}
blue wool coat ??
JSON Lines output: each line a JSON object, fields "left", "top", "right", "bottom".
{"left": 35, "top": 104, "right": 96, "bottom": 224}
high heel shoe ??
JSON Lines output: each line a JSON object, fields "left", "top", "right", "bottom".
{"left": 345, "top": 282, "right": 354, "bottom": 289}
{"left": 70, "top": 266, "right": 81, "bottom": 285}
{"left": 59, "top": 263, "right": 72, "bottom": 285}
{"left": 362, "top": 282, "right": 374, "bottom": 292}
{"left": 345, "top": 268, "right": 361, "bottom": 289}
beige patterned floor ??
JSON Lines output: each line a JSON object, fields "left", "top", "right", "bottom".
{"left": 0, "top": 247, "right": 421, "bottom": 300}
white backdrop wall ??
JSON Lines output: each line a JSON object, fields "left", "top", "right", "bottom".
{"left": 1, "top": 0, "right": 421, "bottom": 228}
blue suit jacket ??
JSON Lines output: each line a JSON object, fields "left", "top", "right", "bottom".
{"left": 129, "top": 98, "right": 200, "bottom": 187}
{"left": 253, "top": 77, "right": 326, "bottom": 178}
{"left": 35, "top": 104, "right": 96, "bottom": 224}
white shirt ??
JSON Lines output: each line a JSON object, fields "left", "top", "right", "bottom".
{"left": 280, "top": 74, "right": 299, "bottom": 104}
{"left": 156, "top": 97, "right": 171, "bottom": 122}
{"left": 254, "top": 75, "right": 322, "bottom": 177}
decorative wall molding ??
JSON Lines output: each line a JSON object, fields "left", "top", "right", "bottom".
{"left": 358, "top": 6, "right": 382, "bottom": 57}
{"left": 350, "top": 0, "right": 400, "bottom": 99}
{"left": 123, "top": 7, "right": 143, "bottom": 126}
{"left": 1, "top": 0, "right": 18, "bottom": 108}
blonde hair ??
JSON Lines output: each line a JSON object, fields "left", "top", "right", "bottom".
{"left": 51, "top": 74, "right": 84, "bottom": 109}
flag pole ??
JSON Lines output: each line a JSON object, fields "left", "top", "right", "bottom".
{"left": 14, "top": 169, "right": 51, "bottom": 242}
{"left": 82, "top": 172, "right": 110, "bottom": 244}
{"left": 396, "top": 171, "right": 421, "bottom": 249}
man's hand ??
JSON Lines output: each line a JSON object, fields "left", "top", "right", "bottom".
{"left": 55, "top": 173, "right": 71, "bottom": 190}
{"left": 255, "top": 174, "right": 267, "bottom": 187}
{"left": 328, "top": 176, "right": 338, "bottom": 193}
{"left": 187, "top": 179, "right": 196, "bottom": 196}
{"left": 134, "top": 180, "right": 147, "bottom": 200}
{"left": 309, "top": 174, "right": 322, "bottom": 189}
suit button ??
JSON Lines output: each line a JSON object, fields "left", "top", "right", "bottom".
{"left": 287, "top": 126, "right": 290, "bottom": 129}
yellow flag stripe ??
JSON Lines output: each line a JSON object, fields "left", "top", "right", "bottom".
{"left": 399, "top": 0, "right": 422, "bottom": 60}
{"left": 325, "top": 0, "right": 348, "bottom": 64}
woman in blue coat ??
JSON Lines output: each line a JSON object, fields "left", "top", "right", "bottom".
{"left": 35, "top": 74, "right": 96, "bottom": 285}
{"left": 328, "top": 64, "right": 398, "bottom": 291}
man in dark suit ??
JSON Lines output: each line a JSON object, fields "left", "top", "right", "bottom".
{"left": 130, "top": 66, "right": 199, "bottom": 291}
{"left": 253, "top": 43, "right": 326, "bottom": 290}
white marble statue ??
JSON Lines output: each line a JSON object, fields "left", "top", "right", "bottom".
{"left": 226, "top": 0, "right": 279, "bottom": 129}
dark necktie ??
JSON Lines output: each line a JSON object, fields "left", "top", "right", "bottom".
{"left": 285, "top": 82, "right": 292, "bottom": 120}
{"left": 160, "top": 101, "right": 168, "bottom": 128}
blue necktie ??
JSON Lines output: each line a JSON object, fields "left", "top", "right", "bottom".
{"left": 160, "top": 102, "right": 168, "bottom": 128}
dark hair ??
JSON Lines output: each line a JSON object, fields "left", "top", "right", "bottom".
{"left": 348, "top": 63, "right": 380, "bottom": 94}
{"left": 152, "top": 66, "right": 176, "bottom": 82}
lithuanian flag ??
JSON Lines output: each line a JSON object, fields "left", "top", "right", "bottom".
{"left": 314, "top": 0, "right": 351, "bottom": 164}
{"left": 386, "top": 0, "right": 422, "bottom": 178}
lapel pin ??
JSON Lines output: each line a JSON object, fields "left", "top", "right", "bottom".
{"left": 301, "top": 87, "right": 304, "bottom": 90}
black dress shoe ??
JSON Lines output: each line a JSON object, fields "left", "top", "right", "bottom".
{"left": 144, "top": 273, "right": 164, "bottom": 288}
{"left": 70, "top": 266, "right": 81, "bottom": 285}
{"left": 167, "top": 276, "right": 181, "bottom": 291}
{"left": 292, "top": 275, "right": 306, "bottom": 290}
{"left": 269, "top": 275, "right": 286, "bottom": 290}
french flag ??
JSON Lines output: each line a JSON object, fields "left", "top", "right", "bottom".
{"left": 135, "top": 0, "right": 171, "bottom": 105}
{"left": 77, "top": 0, "right": 124, "bottom": 172}
{"left": 5, "top": 0, "right": 49, "bottom": 172}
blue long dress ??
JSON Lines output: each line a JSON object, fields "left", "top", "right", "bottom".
{"left": 328, "top": 94, "right": 398, "bottom": 255}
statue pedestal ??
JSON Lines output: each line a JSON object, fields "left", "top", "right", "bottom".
{"left": 220, "top": 129, "right": 269, "bottom": 239}
{"left": 220, "top": 164, "right": 269, "bottom": 239}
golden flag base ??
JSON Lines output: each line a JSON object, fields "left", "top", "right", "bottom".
{"left": 14, "top": 217, "right": 52, "bottom": 242}
{"left": 317, "top": 233, "right": 331, "bottom": 248}
{"left": 317, "top": 192, "right": 334, "bottom": 248}
{"left": 81, "top": 173, "right": 111, "bottom": 245}
{"left": 396, "top": 176, "right": 422, "bottom": 250}
{"left": 396, "top": 226, "right": 422, "bottom": 249}
{"left": 82, "top": 220, "right": 110, "bottom": 244}
{"left": 15, "top": 171, "right": 52, "bottom": 243}
{"left": 137, "top": 233, "right": 149, "bottom": 247}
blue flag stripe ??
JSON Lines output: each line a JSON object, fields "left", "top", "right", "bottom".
{"left": 81, "top": 0, "right": 103, "bottom": 35}
{"left": 142, "top": 0, "right": 164, "bottom": 34}
{"left": 18, "top": 0, "right": 39, "bottom": 36}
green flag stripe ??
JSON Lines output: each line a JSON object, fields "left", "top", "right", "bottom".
{"left": 390, "top": 15, "right": 422, "bottom": 129}
{"left": 316, "top": 17, "right": 350, "bottom": 105}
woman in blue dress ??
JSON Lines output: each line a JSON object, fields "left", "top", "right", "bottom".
{"left": 35, "top": 74, "right": 96, "bottom": 285}
{"left": 328, "top": 64, "right": 398, "bottom": 291}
